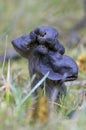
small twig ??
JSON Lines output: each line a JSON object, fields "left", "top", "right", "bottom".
{"left": 70, "top": 80, "right": 86, "bottom": 86}
{"left": 0, "top": 86, "right": 6, "bottom": 91}
{"left": 49, "top": 101, "right": 67, "bottom": 109}
{"left": 2, "top": 35, "right": 8, "bottom": 74}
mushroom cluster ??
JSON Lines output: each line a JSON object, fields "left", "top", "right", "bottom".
{"left": 12, "top": 25, "right": 78, "bottom": 102}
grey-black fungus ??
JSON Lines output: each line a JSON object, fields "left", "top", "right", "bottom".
{"left": 12, "top": 25, "right": 78, "bottom": 102}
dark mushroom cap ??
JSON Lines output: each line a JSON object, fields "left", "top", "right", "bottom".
{"left": 34, "top": 25, "right": 58, "bottom": 40}
{"left": 11, "top": 33, "right": 36, "bottom": 58}
{"left": 12, "top": 25, "right": 65, "bottom": 57}
{"left": 36, "top": 54, "right": 78, "bottom": 81}
{"left": 11, "top": 25, "right": 78, "bottom": 82}
{"left": 34, "top": 25, "right": 65, "bottom": 54}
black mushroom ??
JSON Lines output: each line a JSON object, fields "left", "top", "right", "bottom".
{"left": 12, "top": 25, "right": 78, "bottom": 102}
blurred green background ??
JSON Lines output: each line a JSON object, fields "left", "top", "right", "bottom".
{"left": 0, "top": 0, "right": 86, "bottom": 130}
{"left": 0, "top": 0, "right": 84, "bottom": 53}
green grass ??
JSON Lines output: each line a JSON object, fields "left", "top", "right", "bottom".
{"left": 0, "top": 0, "right": 86, "bottom": 129}
{"left": 0, "top": 62, "right": 86, "bottom": 130}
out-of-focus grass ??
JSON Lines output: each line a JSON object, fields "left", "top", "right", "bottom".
{"left": 0, "top": 0, "right": 86, "bottom": 130}
{"left": 0, "top": 60, "right": 86, "bottom": 130}
{"left": 0, "top": 0, "right": 83, "bottom": 52}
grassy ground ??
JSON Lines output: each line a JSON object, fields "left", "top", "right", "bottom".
{"left": 0, "top": 0, "right": 86, "bottom": 129}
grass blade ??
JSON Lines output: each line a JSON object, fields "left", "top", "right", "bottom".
{"left": 21, "top": 72, "right": 49, "bottom": 106}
